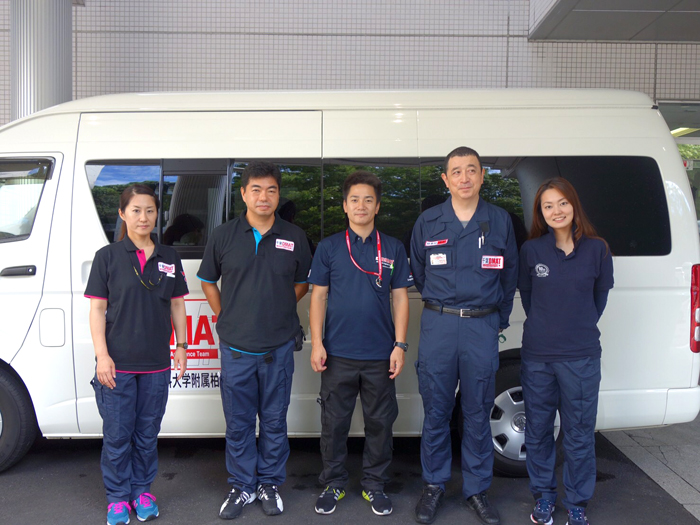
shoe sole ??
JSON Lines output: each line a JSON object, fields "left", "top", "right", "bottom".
{"left": 106, "top": 519, "right": 130, "bottom": 525}
{"left": 531, "top": 514, "right": 553, "bottom": 525}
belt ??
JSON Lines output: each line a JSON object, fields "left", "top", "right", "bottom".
{"left": 423, "top": 302, "right": 498, "bottom": 318}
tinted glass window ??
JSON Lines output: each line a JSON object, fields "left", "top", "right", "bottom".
{"left": 514, "top": 156, "right": 670, "bottom": 256}
{"left": 0, "top": 158, "right": 52, "bottom": 243}
{"left": 87, "top": 163, "right": 160, "bottom": 243}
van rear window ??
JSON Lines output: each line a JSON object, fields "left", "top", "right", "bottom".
{"left": 0, "top": 159, "right": 52, "bottom": 243}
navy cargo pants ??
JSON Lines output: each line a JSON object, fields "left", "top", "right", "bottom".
{"left": 219, "top": 339, "right": 295, "bottom": 493}
{"left": 521, "top": 357, "right": 601, "bottom": 510}
{"left": 416, "top": 308, "right": 500, "bottom": 498}
{"left": 92, "top": 369, "right": 170, "bottom": 504}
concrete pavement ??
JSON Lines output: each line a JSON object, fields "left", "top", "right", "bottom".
{"left": 604, "top": 414, "right": 700, "bottom": 522}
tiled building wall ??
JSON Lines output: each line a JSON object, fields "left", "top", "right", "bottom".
{"left": 0, "top": 1, "right": 9, "bottom": 125}
{"left": 0, "top": 0, "right": 699, "bottom": 126}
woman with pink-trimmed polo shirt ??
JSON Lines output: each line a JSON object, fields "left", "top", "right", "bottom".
{"left": 86, "top": 184, "right": 188, "bottom": 525}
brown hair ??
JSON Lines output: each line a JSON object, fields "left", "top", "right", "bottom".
{"left": 118, "top": 184, "right": 159, "bottom": 241}
{"left": 529, "top": 177, "right": 608, "bottom": 251}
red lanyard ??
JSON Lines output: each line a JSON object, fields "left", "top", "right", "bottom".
{"left": 345, "top": 229, "right": 383, "bottom": 287}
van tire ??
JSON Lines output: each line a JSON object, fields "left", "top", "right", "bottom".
{"left": 0, "top": 369, "right": 37, "bottom": 472}
{"left": 491, "top": 361, "right": 561, "bottom": 478}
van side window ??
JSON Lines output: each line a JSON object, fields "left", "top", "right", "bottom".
{"left": 87, "top": 160, "right": 229, "bottom": 258}
{"left": 0, "top": 159, "right": 53, "bottom": 243}
{"left": 87, "top": 163, "right": 160, "bottom": 243}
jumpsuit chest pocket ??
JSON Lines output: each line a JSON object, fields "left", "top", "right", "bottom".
{"left": 476, "top": 237, "right": 506, "bottom": 274}
{"left": 426, "top": 238, "right": 455, "bottom": 272}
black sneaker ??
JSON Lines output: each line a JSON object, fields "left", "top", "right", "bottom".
{"left": 466, "top": 492, "right": 500, "bottom": 525}
{"left": 257, "top": 483, "right": 284, "bottom": 516}
{"left": 315, "top": 486, "right": 345, "bottom": 515}
{"left": 414, "top": 484, "right": 445, "bottom": 524}
{"left": 362, "top": 490, "right": 393, "bottom": 516}
{"left": 219, "top": 487, "right": 256, "bottom": 520}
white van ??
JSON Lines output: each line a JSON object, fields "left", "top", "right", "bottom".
{"left": 1, "top": 90, "right": 699, "bottom": 477}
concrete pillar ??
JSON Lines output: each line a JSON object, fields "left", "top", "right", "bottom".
{"left": 10, "top": 0, "right": 72, "bottom": 121}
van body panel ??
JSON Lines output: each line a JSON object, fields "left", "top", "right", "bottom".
{"left": 0, "top": 90, "right": 696, "bottom": 467}
{"left": 23, "top": 89, "right": 654, "bottom": 116}
{"left": 323, "top": 110, "right": 418, "bottom": 158}
{"left": 0, "top": 154, "right": 63, "bottom": 365}
{"left": 664, "top": 387, "right": 700, "bottom": 424}
{"left": 77, "top": 111, "right": 322, "bottom": 159}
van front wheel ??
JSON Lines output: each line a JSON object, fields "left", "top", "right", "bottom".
{"left": 0, "top": 369, "right": 37, "bottom": 472}
{"left": 490, "top": 362, "right": 561, "bottom": 477}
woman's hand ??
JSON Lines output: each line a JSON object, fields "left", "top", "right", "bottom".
{"left": 96, "top": 354, "right": 116, "bottom": 389}
{"left": 173, "top": 347, "right": 187, "bottom": 380}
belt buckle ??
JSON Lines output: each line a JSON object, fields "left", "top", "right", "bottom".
{"left": 459, "top": 309, "right": 470, "bottom": 318}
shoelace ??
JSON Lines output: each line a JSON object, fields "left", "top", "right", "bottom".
{"left": 109, "top": 502, "right": 130, "bottom": 514}
{"left": 136, "top": 493, "right": 156, "bottom": 508}
{"left": 229, "top": 489, "right": 251, "bottom": 504}
{"left": 535, "top": 499, "right": 554, "bottom": 513}
{"left": 323, "top": 487, "right": 342, "bottom": 500}
{"left": 420, "top": 487, "right": 442, "bottom": 506}
{"left": 472, "top": 493, "right": 489, "bottom": 509}
{"left": 259, "top": 485, "right": 278, "bottom": 500}
{"left": 366, "top": 491, "right": 387, "bottom": 502}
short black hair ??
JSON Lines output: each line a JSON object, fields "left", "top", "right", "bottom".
{"left": 241, "top": 161, "right": 281, "bottom": 190}
{"left": 444, "top": 146, "right": 483, "bottom": 172}
{"left": 342, "top": 170, "right": 382, "bottom": 202}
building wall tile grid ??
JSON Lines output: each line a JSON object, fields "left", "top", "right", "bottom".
{"left": 0, "top": 0, "right": 699, "bottom": 126}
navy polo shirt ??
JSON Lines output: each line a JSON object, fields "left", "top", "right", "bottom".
{"left": 197, "top": 212, "right": 312, "bottom": 354}
{"left": 85, "top": 235, "right": 189, "bottom": 372}
{"left": 308, "top": 228, "right": 412, "bottom": 361}
{"left": 518, "top": 233, "right": 614, "bottom": 362}
{"left": 410, "top": 197, "right": 518, "bottom": 329}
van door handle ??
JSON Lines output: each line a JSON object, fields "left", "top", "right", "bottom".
{"left": 0, "top": 265, "right": 37, "bottom": 276}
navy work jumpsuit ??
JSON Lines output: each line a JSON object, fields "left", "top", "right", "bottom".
{"left": 410, "top": 197, "right": 518, "bottom": 498}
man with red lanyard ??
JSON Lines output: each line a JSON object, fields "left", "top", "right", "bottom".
{"left": 309, "top": 170, "right": 411, "bottom": 517}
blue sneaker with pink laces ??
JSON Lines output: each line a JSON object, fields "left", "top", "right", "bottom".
{"left": 107, "top": 501, "right": 131, "bottom": 525}
{"left": 132, "top": 493, "right": 159, "bottom": 522}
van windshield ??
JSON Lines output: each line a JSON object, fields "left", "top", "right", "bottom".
{"left": 0, "top": 159, "right": 52, "bottom": 243}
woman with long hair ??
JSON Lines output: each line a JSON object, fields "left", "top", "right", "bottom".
{"left": 85, "top": 184, "right": 188, "bottom": 525}
{"left": 519, "top": 177, "right": 614, "bottom": 525}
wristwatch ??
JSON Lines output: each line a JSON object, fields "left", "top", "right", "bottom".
{"left": 393, "top": 341, "right": 409, "bottom": 352}
{"left": 176, "top": 342, "right": 188, "bottom": 349}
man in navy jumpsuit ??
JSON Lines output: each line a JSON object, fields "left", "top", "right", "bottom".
{"left": 198, "top": 161, "right": 312, "bottom": 520}
{"left": 411, "top": 147, "right": 518, "bottom": 525}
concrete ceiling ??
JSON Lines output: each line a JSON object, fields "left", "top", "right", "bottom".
{"left": 530, "top": 0, "right": 700, "bottom": 42}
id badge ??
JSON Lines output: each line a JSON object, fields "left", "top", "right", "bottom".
{"left": 481, "top": 256, "right": 504, "bottom": 269}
